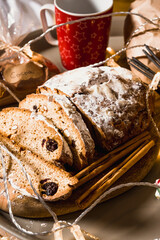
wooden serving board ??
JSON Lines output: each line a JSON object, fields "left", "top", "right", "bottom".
{"left": 0, "top": 95, "right": 160, "bottom": 218}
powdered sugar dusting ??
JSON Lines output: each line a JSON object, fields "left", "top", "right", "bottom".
{"left": 42, "top": 66, "right": 149, "bottom": 151}
{"left": 42, "top": 66, "right": 135, "bottom": 97}
{"left": 72, "top": 67, "right": 148, "bottom": 150}
{"left": 42, "top": 66, "right": 111, "bottom": 96}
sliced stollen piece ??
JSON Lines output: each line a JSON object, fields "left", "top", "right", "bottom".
{"left": 0, "top": 107, "right": 73, "bottom": 166}
{"left": 0, "top": 134, "right": 78, "bottom": 201}
{"left": 19, "top": 94, "right": 95, "bottom": 170}
{"left": 38, "top": 66, "right": 151, "bottom": 151}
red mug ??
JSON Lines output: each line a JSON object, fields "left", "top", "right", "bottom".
{"left": 40, "top": 0, "right": 113, "bottom": 70}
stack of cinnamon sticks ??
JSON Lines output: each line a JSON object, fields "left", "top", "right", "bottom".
{"left": 74, "top": 131, "right": 155, "bottom": 208}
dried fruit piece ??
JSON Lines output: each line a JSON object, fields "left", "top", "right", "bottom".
{"left": 41, "top": 182, "right": 58, "bottom": 196}
{"left": 42, "top": 139, "right": 46, "bottom": 147}
{"left": 33, "top": 105, "right": 38, "bottom": 112}
{"left": 46, "top": 138, "right": 58, "bottom": 152}
{"left": 40, "top": 178, "right": 50, "bottom": 184}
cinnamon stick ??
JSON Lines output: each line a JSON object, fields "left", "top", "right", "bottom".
{"left": 76, "top": 131, "right": 150, "bottom": 180}
{"left": 76, "top": 139, "right": 155, "bottom": 207}
{"left": 75, "top": 134, "right": 151, "bottom": 188}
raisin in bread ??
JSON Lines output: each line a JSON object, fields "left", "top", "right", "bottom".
{"left": 0, "top": 107, "right": 73, "bottom": 166}
{"left": 38, "top": 66, "right": 151, "bottom": 151}
{"left": 0, "top": 134, "right": 78, "bottom": 201}
{"left": 19, "top": 93, "right": 95, "bottom": 170}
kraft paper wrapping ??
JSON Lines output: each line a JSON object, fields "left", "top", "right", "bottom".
{"left": 124, "top": 0, "right": 160, "bottom": 84}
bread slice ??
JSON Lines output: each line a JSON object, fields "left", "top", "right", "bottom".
{"left": 0, "top": 107, "right": 73, "bottom": 166}
{"left": 0, "top": 134, "right": 158, "bottom": 217}
{"left": 38, "top": 66, "right": 150, "bottom": 151}
{"left": 0, "top": 134, "right": 78, "bottom": 201}
{"left": 19, "top": 94, "right": 95, "bottom": 170}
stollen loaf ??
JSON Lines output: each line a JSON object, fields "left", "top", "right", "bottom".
{"left": 0, "top": 64, "right": 157, "bottom": 218}
{"left": 38, "top": 66, "right": 151, "bottom": 151}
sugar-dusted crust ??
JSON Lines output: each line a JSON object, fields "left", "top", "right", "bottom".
{"left": 38, "top": 66, "right": 150, "bottom": 151}
{"left": 20, "top": 94, "right": 95, "bottom": 170}
{"left": 0, "top": 107, "right": 73, "bottom": 166}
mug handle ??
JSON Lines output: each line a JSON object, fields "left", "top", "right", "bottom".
{"left": 40, "top": 4, "right": 58, "bottom": 46}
